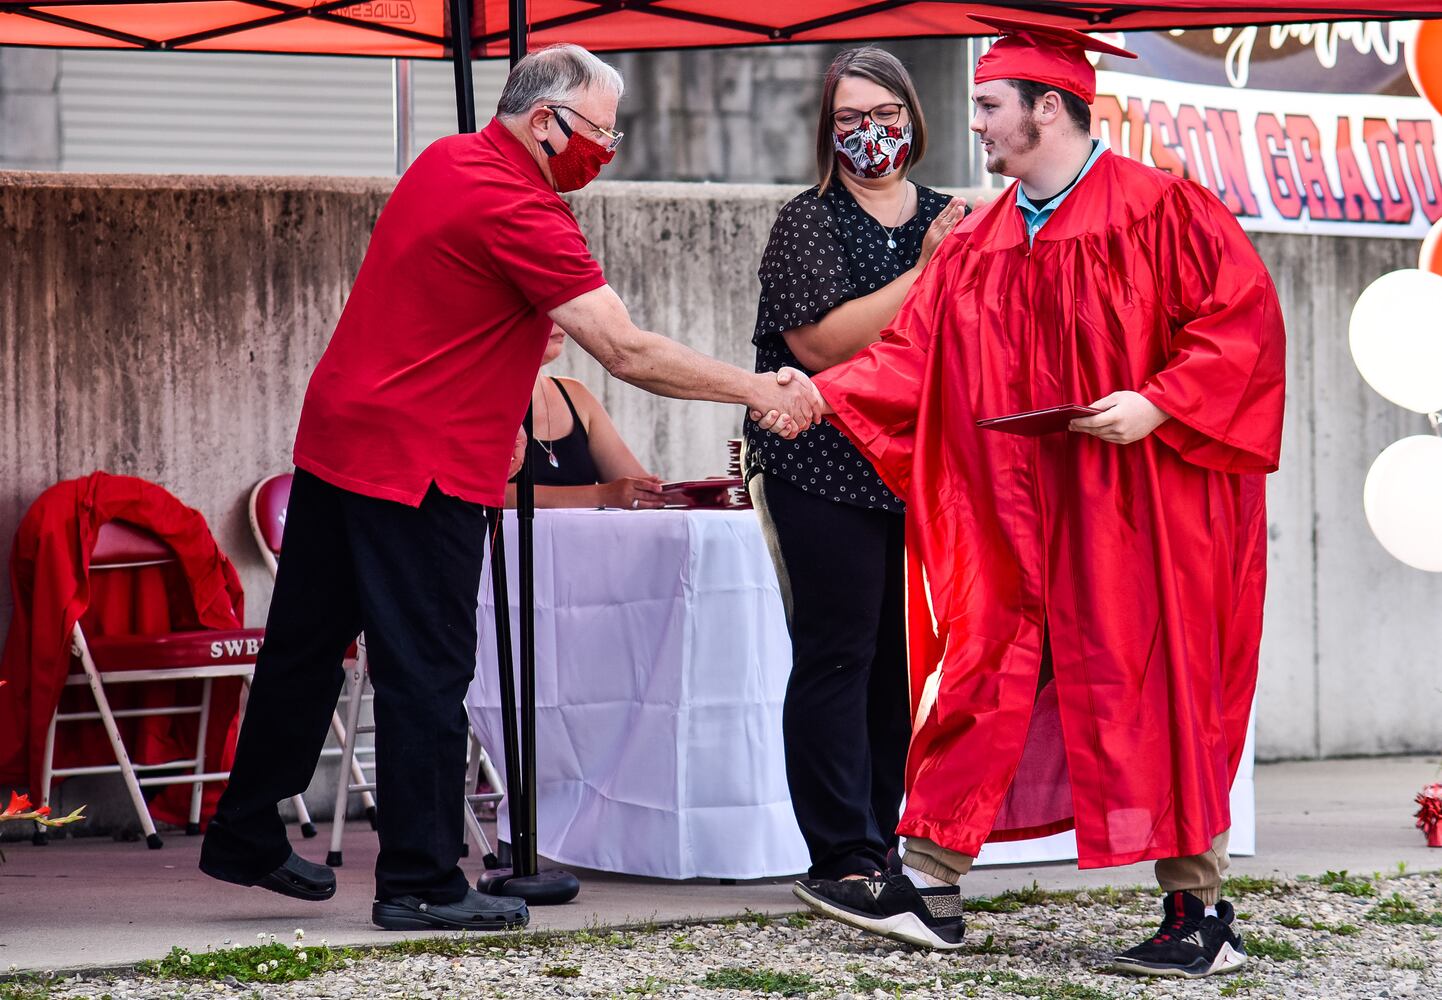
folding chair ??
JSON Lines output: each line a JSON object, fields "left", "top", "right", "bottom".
{"left": 326, "top": 661, "right": 504, "bottom": 867}
{"left": 248, "top": 473, "right": 373, "bottom": 836}
{"left": 35, "top": 520, "right": 307, "bottom": 848}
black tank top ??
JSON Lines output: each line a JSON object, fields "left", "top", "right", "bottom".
{"left": 530, "top": 377, "right": 603, "bottom": 487}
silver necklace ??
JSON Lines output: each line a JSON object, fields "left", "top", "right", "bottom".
{"left": 535, "top": 380, "right": 559, "bottom": 468}
{"left": 877, "top": 183, "right": 913, "bottom": 251}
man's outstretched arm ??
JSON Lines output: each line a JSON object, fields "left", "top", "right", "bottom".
{"left": 551, "top": 284, "right": 822, "bottom": 438}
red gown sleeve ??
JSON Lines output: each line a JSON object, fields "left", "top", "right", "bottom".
{"left": 810, "top": 239, "right": 953, "bottom": 499}
{"left": 1139, "top": 182, "right": 1286, "bottom": 474}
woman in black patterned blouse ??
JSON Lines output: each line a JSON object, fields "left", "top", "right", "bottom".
{"left": 746, "top": 47, "right": 967, "bottom": 882}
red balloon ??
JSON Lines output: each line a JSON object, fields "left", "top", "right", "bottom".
{"left": 1422, "top": 218, "right": 1442, "bottom": 277}
{"left": 1407, "top": 20, "right": 1442, "bottom": 119}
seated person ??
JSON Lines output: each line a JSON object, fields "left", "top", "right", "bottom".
{"left": 507, "top": 325, "right": 665, "bottom": 510}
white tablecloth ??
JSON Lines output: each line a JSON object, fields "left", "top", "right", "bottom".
{"left": 467, "top": 508, "right": 1255, "bottom": 880}
{"left": 467, "top": 508, "right": 810, "bottom": 880}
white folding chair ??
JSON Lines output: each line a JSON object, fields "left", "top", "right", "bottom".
{"left": 324, "top": 657, "right": 505, "bottom": 867}
{"left": 34, "top": 520, "right": 306, "bottom": 848}
{"left": 249, "top": 473, "right": 375, "bottom": 836}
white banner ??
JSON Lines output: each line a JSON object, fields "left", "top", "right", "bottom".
{"left": 1096, "top": 70, "right": 1442, "bottom": 239}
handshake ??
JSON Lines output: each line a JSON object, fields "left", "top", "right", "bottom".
{"left": 749, "top": 367, "right": 828, "bottom": 440}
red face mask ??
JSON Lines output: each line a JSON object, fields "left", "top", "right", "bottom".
{"left": 541, "top": 114, "right": 615, "bottom": 193}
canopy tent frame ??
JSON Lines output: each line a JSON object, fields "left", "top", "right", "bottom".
{"left": 1, "top": 1, "right": 1435, "bottom": 57}
{"left": 4, "top": 0, "right": 1437, "bottom": 902}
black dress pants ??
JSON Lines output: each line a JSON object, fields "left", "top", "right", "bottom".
{"left": 750, "top": 474, "right": 910, "bottom": 880}
{"left": 201, "top": 469, "right": 489, "bottom": 903}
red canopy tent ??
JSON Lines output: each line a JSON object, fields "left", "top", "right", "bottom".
{"left": 2, "top": 0, "right": 1434, "bottom": 892}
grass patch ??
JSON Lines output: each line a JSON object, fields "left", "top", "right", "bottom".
{"left": 1368, "top": 893, "right": 1442, "bottom": 927}
{"left": 965, "top": 881, "right": 1144, "bottom": 915}
{"left": 0, "top": 979, "right": 52, "bottom": 1000}
{"left": 1318, "top": 870, "right": 1375, "bottom": 897}
{"left": 543, "top": 964, "right": 582, "bottom": 978}
{"left": 143, "top": 942, "right": 347, "bottom": 984}
{"left": 1222, "top": 874, "right": 1289, "bottom": 897}
{"left": 1219, "top": 976, "right": 1265, "bottom": 996}
{"left": 1275, "top": 915, "right": 1360, "bottom": 936}
{"left": 624, "top": 975, "right": 671, "bottom": 995}
{"left": 1388, "top": 956, "right": 1427, "bottom": 971}
{"left": 699, "top": 967, "right": 818, "bottom": 996}
{"left": 1244, "top": 935, "right": 1303, "bottom": 961}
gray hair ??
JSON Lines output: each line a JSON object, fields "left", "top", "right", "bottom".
{"left": 496, "top": 44, "right": 624, "bottom": 117}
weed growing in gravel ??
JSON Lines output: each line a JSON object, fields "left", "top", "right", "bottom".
{"left": 1388, "top": 956, "right": 1427, "bottom": 971}
{"left": 966, "top": 881, "right": 1143, "bottom": 914}
{"left": 572, "top": 929, "right": 637, "bottom": 948}
{"left": 785, "top": 912, "right": 815, "bottom": 929}
{"left": 0, "top": 977, "right": 52, "bottom": 1000}
{"left": 144, "top": 941, "right": 345, "bottom": 983}
{"left": 668, "top": 933, "right": 699, "bottom": 952}
{"left": 1219, "top": 976, "right": 1265, "bottom": 996}
{"left": 699, "top": 967, "right": 818, "bottom": 995}
{"left": 1275, "top": 915, "right": 1360, "bottom": 935}
{"left": 622, "top": 975, "right": 671, "bottom": 995}
{"left": 854, "top": 968, "right": 1118, "bottom": 999}
{"left": 1368, "top": 893, "right": 1442, "bottom": 926}
{"left": 1318, "top": 870, "right": 1376, "bottom": 897}
{"left": 1243, "top": 935, "right": 1304, "bottom": 961}
{"left": 542, "top": 964, "right": 581, "bottom": 978}
{"left": 1222, "top": 875, "right": 1289, "bottom": 897}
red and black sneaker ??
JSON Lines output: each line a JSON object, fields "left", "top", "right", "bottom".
{"left": 1111, "top": 890, "right": 1247, "bottom": 978}
{"left": 792, "top": 856, "right": 965, "bottom": 951}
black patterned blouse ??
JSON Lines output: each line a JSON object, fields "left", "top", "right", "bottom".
{"left": 743, "top": 181, "right": 950, "bottom": 513}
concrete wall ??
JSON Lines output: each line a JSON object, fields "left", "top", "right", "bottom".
{"left": 1, "top": 172, "right": 1439, "bottom": 773}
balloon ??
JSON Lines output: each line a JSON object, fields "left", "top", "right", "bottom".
{"left": 1364, "top": 435, "right": 1442, "bottom": 572}
{"left": 1421, "top": 218, "right": 1442, "bottom": 277}
{"left": 1348, "top": 269, "right": 1442, "bottom": 414}
{"left": 1407, "top": 19, "right": 1442, "bottom": 119}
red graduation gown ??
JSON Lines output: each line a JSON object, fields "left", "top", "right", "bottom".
{"left": 813, "top": 151, "right": 1285, "bottom": 869}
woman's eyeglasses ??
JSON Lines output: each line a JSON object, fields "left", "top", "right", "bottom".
{"left": 832, "top": 103, "right": 906, "bottom": 132}
{"left": 546, "top": 104, "right": 625, "bottom": 152}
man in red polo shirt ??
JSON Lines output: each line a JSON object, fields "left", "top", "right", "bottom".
{"left": 200, "top": 43, "right": 821, "bottom": 931}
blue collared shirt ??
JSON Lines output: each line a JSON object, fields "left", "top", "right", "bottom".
{"left": 1016, "top": 139, "right": 1107, "bottom": 245}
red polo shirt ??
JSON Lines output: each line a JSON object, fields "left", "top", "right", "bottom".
{"left": 293, "top": 118, "right": 607, "bottom": 507}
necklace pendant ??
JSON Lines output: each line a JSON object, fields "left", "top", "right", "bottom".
{"left": 547, "top": 452, "right": 560, "bottom": 469}
{"left": 887, "top": 238, "right": 897, "bottom": 250}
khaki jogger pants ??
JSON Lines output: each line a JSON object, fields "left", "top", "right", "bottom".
{"left": 902, "top": 829, "right": 1231, "bottom": 904}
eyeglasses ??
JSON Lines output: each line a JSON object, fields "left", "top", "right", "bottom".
{"left": 832, "top": 103, "right": 906, "bottom": 132}
{"left": 546, "top": 104, "right": 625, "bottom": 152}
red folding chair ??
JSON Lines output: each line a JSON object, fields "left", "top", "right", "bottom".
{"left": 36, "top": 521, "right": 303, "bottom": 848}
{"left": 249, "top": 473, "right": 376, "bottom": 843}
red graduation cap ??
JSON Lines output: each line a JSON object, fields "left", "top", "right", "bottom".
{"left": 972, "top": 14, "right": 1138, "bottom": 104}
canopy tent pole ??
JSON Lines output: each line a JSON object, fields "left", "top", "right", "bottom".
{"left": 448, "top": 0, "right": 475, "bottom": 133}
{"left": 475, "top": 0, "right": 580, "bottom": 906}
{"left": 392, "top": 58, "right": 413, "bottom": 175}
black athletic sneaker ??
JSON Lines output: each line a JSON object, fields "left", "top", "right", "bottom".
{"left": 1111, "top": 891, "right": 1247, "bottom": 978}
{"left": 792, "top": 860, "right": 965, "bottom": 950}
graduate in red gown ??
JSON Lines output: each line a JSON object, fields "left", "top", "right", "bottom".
{"left": 786, "top": 17, "right": 1285, "bottom": 978}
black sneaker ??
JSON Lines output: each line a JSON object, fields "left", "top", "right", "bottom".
{"left": 792, "top": 860, "right": 965, "bottom": 950}
{"left": 1111, "top": 891, "right": 1247, "bottom": 978}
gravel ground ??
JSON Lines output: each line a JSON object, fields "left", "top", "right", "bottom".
{"left": 12, "top": 870, "right": 1441, "bottom": 1000}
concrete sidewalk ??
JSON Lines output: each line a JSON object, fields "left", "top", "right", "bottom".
{"left": 2, "top": 754, "right": 1439, "bottom": 973}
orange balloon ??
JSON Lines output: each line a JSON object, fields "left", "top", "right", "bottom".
{"left": 1423, "top": 219, "right": 1442, "bottom": 277}
{"left": 1407, "top": 20, "right": 1442, "bottom": 118}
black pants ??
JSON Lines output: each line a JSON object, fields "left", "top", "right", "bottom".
{"left": 751, "top": 474, "right": 910, "bottom": 880}
{"left": 201, "top": 469, "right": 489, "bottom": 903}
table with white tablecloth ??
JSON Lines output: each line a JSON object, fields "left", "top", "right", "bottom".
{"left": 467, "top": 508, "right": 810, "bottom": 880}
{"left": 467, "top": 507, "right": 1255, "bottom": 881}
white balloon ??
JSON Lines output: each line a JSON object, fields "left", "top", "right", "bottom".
{"left": 1349, "top": 268, "right": 1442, "bottom": 414}
{"left": 1364, "top": 435, "right": 1442, "bottom": 572}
